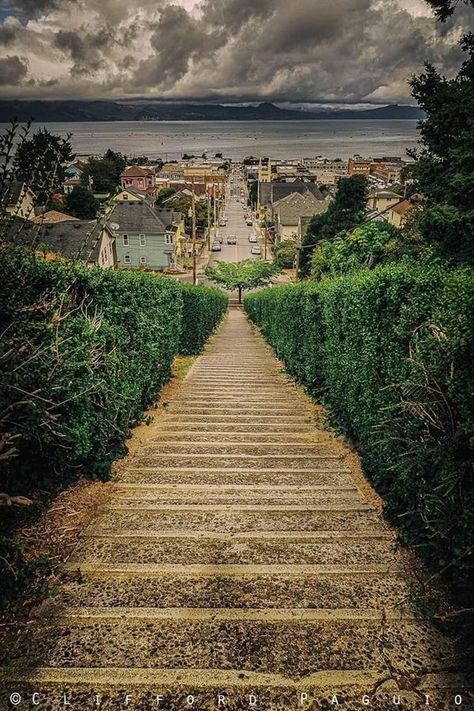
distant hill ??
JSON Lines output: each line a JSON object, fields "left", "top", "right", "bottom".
{"left": 0, "top": 100, "right": 425, "bottom": 123}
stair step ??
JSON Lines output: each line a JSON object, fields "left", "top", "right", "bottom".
{"left": 119, "top": 469, "right": 353, "bottom": 485}
{"left": 77, "top": 509, "right": 383, "bottom": 535}
{"left": 69, "top": 539, "right": 392, "bottom": 566}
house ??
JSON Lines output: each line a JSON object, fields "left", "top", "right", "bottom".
{"left": 272, "top": 191, "right": 328, "bottom": 243}
{"left": 258, "top": 180, "right": 325, "bottom": 213}
{"left": 64, "top": 161, "right": 86, "bottom": 179}
{"left": 63, "top": 177, "right": 81, "bottom": 194}
{"left": 387, "top": 194, "right": 422, "bottom": 227}
{"left": 368, "top": 189, "right": 402, "bottom": 213}
{"left": 120, "top": 166, "right": 156, "bottom": 191}
{"left": 107, "top": 201, "right": 176, "bottom": 271}
{"left": 112, "top": 187, "right": 156, "bottom": 206}
{"left": 2, "top": 181, "right": 36, "bottom": 220}
{"left": 32, "top": 210, "right": 78, "bottom": 223}
{"left": 1, "top": 216, "right": 116, "bottom": 268}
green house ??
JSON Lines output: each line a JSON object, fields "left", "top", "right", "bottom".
{"left": 108, "top": 200, "right": 176, "bottom": 270}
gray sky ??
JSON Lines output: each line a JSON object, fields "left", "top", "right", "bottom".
{"left": 0, "top": 0, "right": 471, "bottom": 104}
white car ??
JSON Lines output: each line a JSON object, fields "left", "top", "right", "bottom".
{"left": 211, "top": 241, "right": 222, "bottom": 252}
{"left": 248, "top": 234, "right": 257, "bottom": 243}
{"left": 246, "top": 218, "right": 253, "bottom": 226}
{"left": 251, "top": 245, "right": 262, "bottom": 255}
{"left": 227, "top": 235, "right": 237, "bottom": 245}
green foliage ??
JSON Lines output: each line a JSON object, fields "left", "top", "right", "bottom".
{"left": 273, "top": 240, "right": 297, "bottom": 269}
{"left": 0, "top": 247, "right": 183, "bottom": 493}
{"left": 166, "top": 195, "right": 209, "bottom": 231}
{"left": 310, "top": 222, "right": 401, "bottom": 279}
{"left": 14, "top": 128, "right": 74, "bottom": 203}
{"left": 81, "top": 149, "right": 127, "bottom": 194}
{"left": 299, "top": 175, "right": 369, "bottom": 277}
{"left": 424, "top": 0, "right": 474, "bottom": 21}
{"left": 245, "top": 262, "right": 474, "bottom": 596}
{"left": 409, "top": 33, "right": 474, "bottom": 262}
{"left": 64, "top": 185, "right": 100, "bottom": 219}
{"left": 179, "top": 284, "right": 228, "bottom": 355}
{"left": 205, "top": 259, "right": 280, "bottom": 303}
{"left": 156, "top": 187, "right": 177, "bottom": 205}
{"left": 248, "top": 180, "right": 258, "bottom": 207}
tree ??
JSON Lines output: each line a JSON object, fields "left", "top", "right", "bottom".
{"left": 205, "top": 259, "right": 280, "bottom": 303}
{"left": 156, "top": 187, "right": 176, "bottom": 205}
{"left": 409, "top": 33, "right": 474, "bottom": 262}
{"left": 273, "top": 240, "right": 297, "bottom": 269}
{"left": 248, "top": 180, "right": 258, "bottom": 208}
{"left": 14, "top": 128, "right": 74, "bottom": 204}
{"left": 424, "top": 0, "right": 473, "bottom": 21}
{"left": 64, "top": 186, "right": 99, "bottom": 219}
{"left": 298, "top": 175, "right": 369, "bottom": 278}
{"left": 81, "top": 149, "right": 127, "bottom": 194}
{"left": 310, "top": 222, "right": 401, "bottom": 279}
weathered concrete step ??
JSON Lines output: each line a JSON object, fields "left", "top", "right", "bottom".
{"left": 69, "top": 539, "right": 394, "bottom": 566}
{"left": 107, "top": 503, "right": 370, "bottom": 512}
{"left": 159, "top": 414, "right": 314, "bottom": 422}
{"left": 113, "top": 486, "right": 362, "bottom": 506}
{"left": 153, "top": 423, "right": 316, "bottom": 433}
{"left": 141, "top": 443, "right": 333, "bottom": 456}
{"left": 132, "top": 455, "right": 342, "bottom": 470}
{"left": 84, "top": 530, "right": 391, "bottom": 542}
{"left": 36, "top": 607, "right": 412, "bottom": 624}
{"left": 119, "top": 469, "right": 353, "bottom": 486}
{"left": 166, "top": 402, "right": 314, "bottom": 417}
{"left": 89, "top": 509, "right": 382, "bottom": 534}
{"left": 43, "top": 571, "right": 409, "bottom": 610}
{"left": 148, "top": 432, "right": 321, "bottom": 442}
{"left": 5, "top": 617, "right": 452, "bottom": 675}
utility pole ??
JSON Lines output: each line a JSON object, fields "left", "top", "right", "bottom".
{"left": 264, "top": 222, "right": 268, "bottom": 261}
{"left": 192, "top": 178, "right": 197, "bottom": 285}
{"left": 207, "top": 190, "right": 211, "bottom": 250}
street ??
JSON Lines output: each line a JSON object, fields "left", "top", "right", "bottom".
{"left": 208, "top": 164, "right": 263, "bottom": 265}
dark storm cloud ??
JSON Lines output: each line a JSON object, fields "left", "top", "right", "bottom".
{"left": 0, "top": 0, "right": 472, "bottom": 101}
{"left": 55, "top": 27, "right": 113, "bottom": 75}
{"left": 0, "top": 54, "right": 27, "bottom": 84}
{"left": 0, "top": 23, "right": 17, "bottom": 44}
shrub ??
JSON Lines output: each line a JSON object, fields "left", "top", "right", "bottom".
{"left": 245, "top": 261, "right": 474, "bottom": 597}
{"left": 179, "top": 284, "right": 228, "bottom": 355}
{"left": 0, "top": 246, "right": 183, "bottom": 493}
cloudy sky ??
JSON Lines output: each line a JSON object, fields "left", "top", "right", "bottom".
{"left": 0, "top": 0, "right": 471, "bottom": 105}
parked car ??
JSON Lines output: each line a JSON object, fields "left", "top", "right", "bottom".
{"left": 211, "top": 241, "right": 222, "bottom": 251}
{"left": 248, "top": 233, "right": 257, "bottom": 243}
{"left": 246, "top": 218, "right": 253, "bottom": 226}
{"left": 219, "top": 219, "right": 226, "bottom": 227}
{"left": 227, "top": 235, "right": 237, "bottom": 245}
{"left": 216, "top": 233, "right": 223, "bottom": 244}
{"left": 251, "top": 245, "right": 262, "bottom": 255}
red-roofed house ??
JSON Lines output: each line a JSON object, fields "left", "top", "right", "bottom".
{"left": 120, "top": 166, "right": 155, "bottom": 191}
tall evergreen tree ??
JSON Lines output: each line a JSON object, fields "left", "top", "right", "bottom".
{"left": 14, "top": 128, "right": 74, "bottom": 204}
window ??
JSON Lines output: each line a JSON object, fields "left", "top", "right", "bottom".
{"left": 140, "top": 256, "right": 147, "bottom": 265}
{"left": 165, "top": 234, "right": 174, "bottom": 245}
{"left": 122, "top": 234, "right": 129, "bottom": 246}
{"left": 123, "top": 193, "right": 129, "bottom": 200}
{"left": 139, "top": 234, "right": 146, "bottom": 246}
{"left": 124, "top": 255, "right": 131, "bottom": 265}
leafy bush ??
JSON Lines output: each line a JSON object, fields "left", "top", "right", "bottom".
{"left": 179, "top": 284, "right": 228, "bottom": 355}
{"left": 310, "top": 222, "right": 401, "bottom": 278}
{"left": 245, "top": 261, "right": 474, "bottom": 596}
{"left": 0, "top": 246, "right": 183, "bottom": 492}
{"left": 273, "top": 240, "right": 297, "bottom": 269}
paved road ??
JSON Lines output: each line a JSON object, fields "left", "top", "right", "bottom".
{"left": 209, "top": 165, "right": 261, "bottom": 265}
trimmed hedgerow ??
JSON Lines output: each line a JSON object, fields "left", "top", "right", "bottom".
{"left": 179, "top": 284, "right": 228, "bottom": 355}
{"left": 244, "top": 260, "right": 474, "bottom": 594}
{"left": 0, "top": 246, "right": 183, "bottom": 491}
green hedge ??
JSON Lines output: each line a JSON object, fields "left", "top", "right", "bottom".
{"left": 179, "top": 284, "right": 228, "bottom": 355}
{"left": 245, "top": 261, "right": 474, "bottom": 594}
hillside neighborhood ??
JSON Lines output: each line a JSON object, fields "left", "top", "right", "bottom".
{"left": 2, "top": 148, "right": 416, "bottom": 275}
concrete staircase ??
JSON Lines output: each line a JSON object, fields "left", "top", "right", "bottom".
{"left": 1, "top": 309, "right": 465, "bottom": 709}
